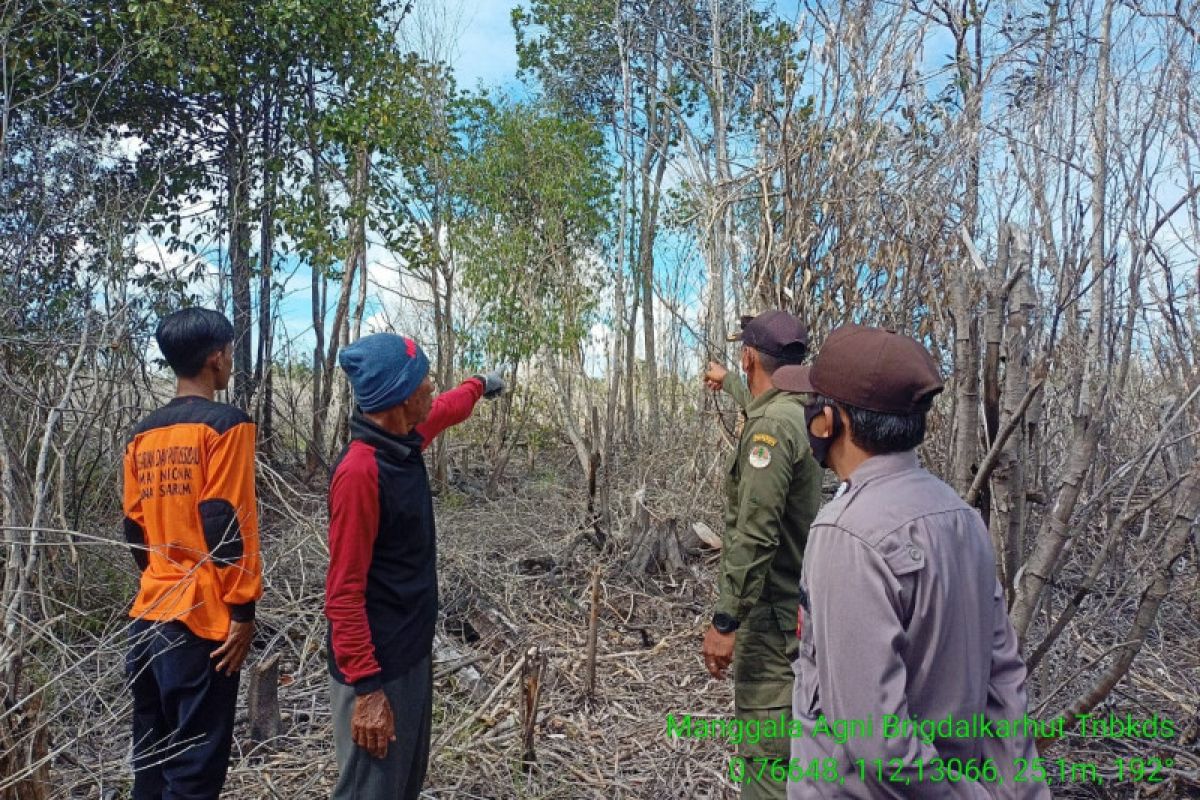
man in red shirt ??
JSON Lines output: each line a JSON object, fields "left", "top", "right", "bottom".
{"left": 325, "top": 332, "right": 502, "bottom": 799}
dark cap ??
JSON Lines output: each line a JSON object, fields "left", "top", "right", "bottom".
{"left": 727, "top": 310, "right": 808, "bottom": 363}
{"left": 772, "top": 325, "right": 944, "bottom": 414}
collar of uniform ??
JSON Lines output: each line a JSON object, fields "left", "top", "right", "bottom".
{"left": 844, "top": 449, "right": 920, "bottom": 490}
{"left": 349, "top": 412, "right": 416, "bottom": 463}
{"left": 745, "top": 387, "right": 783, "bottom": 418}
{"left": 167, "top": 395, "right": 208, "bottom": 406}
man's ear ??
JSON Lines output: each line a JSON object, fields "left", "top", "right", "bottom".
{"left": 204, "top": 347, "right": 224, "bottom": 374}
{"left": 810, "top": 406, "right": 833, "bottom": 437}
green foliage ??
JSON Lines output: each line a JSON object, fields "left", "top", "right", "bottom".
{"left": 513, "top": 0, "right": 623, "bottom": 114}
{"left": 452, "top": 99, "right": 612, "bottom": 363}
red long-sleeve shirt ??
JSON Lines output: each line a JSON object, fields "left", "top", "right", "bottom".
{"left": 415, "top": 378, "right": 484, "bottom": 449}
{"left": 325, "top": 378, "right": 483, "bottom": 692}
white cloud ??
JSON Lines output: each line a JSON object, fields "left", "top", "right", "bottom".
{"left": 398, "top": 1, "right": 521, "bottom": 93}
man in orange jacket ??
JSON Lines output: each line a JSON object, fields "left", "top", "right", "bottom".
{"left": 123, "top": 308, "right": 262, "bottom": 800}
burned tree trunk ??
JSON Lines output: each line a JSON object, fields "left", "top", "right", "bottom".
{"left": 248, "top": 653, "right": 282, "bottom": 749}
{"left": 520, "top": 646, "right": 546, "bottom": 770}
{"left": 624, "top": 492, "right": 692, "bottom": 577}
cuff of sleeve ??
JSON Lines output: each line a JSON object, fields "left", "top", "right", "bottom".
{"left": 713, "top": 599, "right": 743, "bottom": 624}
{"left": 229, "top": 601, "right": 256, "bottom": 622}
{"left": 353, "top": 673, "right": 383, "bottom": 695}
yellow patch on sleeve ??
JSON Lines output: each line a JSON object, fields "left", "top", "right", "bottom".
{"left": 751, "top": 432, "right": 778, "bottom": 447}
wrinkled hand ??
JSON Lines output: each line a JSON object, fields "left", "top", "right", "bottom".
{"left": 211, "top": 619, "right": 254, "bottom": 676}
{"left": 702, "top": 625, "right": 736, "bottom": 679}
{"left": 703, "top": 362, "right": 728, "bottom": 392}
{"left": 473, "top": 370, "right": 506, "bottom": 399}
{"left": 352, "top": 689, "right": 396, "bottom": 759}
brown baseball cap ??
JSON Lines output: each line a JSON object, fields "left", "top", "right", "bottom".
{"left": 772, "top": 325, "right": 944, "bottom": 414}
{"left": 727, "top": 310, "right": 808, "bottom": 363}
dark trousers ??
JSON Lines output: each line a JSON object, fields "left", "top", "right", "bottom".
{"left": 126, "top": 619, "right": 239, "bottom": 800}
{"left": 330, "top": 655, "right": 433, "bottom": 800}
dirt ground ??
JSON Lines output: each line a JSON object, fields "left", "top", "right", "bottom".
{"left": 49, "top": 444, "right": 1199, "bottom": 799}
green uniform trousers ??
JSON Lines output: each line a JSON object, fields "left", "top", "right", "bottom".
{"left": 732, "top": 609, "right": 798, "bottom": 800}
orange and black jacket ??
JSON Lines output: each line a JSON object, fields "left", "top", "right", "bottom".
{"left": 123, "top": 396, "right": 262, "bottom": 641}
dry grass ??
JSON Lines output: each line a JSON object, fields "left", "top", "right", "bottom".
{"left": 18, "top": 438, "right": 1200, "bottom": 799}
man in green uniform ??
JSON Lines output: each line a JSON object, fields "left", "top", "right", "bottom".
{"left": 702, "top": 310, "right": 823, "bottom": 799}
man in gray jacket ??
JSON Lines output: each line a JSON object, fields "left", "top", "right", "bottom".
{"left": 773, "top": 326, "right": 1049, "bottom": 799}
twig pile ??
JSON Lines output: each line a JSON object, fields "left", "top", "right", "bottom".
{"left": 27, "top": 441, "right": 1200, "bottom": 798}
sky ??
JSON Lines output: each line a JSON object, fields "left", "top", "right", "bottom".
{"left": 442, "top": 3, "right": 523, "bottom": 91}
{"left": 256, "top": 3, "right": 527, "bottom": 361}
{"left": 133, "top": 1, "right": 1022, "bottom": 373}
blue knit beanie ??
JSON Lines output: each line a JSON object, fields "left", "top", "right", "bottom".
{"left": 339, "top": 333, "right": 431, "bottom": 413}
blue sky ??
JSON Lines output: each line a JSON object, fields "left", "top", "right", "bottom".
{"left": 447, "top": 3, "right": 523, "bottom": 91}
{"left": 150, "top": 1, "right": 963, "bottom": 368}
{"left": 268, "top": 3, "right": 527, "bottom": 354}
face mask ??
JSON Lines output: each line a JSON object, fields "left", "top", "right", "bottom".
{"left": 804, "top": 404, "right": 842, "bottom": 468}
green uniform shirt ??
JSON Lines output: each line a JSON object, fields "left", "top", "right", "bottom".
{"left": 716, "top": 376, "right": 822, "bottom": 632}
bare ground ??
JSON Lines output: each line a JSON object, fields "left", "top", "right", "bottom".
{"left": 36, "top": 442, "right": 1200, "bottom": 799}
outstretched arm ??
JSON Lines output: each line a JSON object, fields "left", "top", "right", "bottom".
{"left": 704, "top": 361, "right": 750, "bottom": 410}
{"left": 415, "top": 378, "right": 485, "bottom": 450}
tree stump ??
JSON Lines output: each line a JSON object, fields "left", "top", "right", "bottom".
{"left": 248, "top": 653, "right": 282, "bottom": 748}
{"left": 584, "top": 567, "right": 601, "bottom": 700}
{"left": 0, "top": 690, "right": 49, "bottom": 800}
{"left": 520, "top": 646, "right": 546, "bottom": 771}
{"left": 625, "top": 507, "right": 692, "bottom": 577}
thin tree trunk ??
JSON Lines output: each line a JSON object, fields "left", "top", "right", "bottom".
{"left": 306, "top": 66, "right": 328, "bottom": 475}
{"left": 994, "top": 228, "right": 1035, "bottom": 603}
{"left": 609, "top": 12, "right": 638, "bottom": 448}
{"left": 318, "top": 260, "right": 358, "bottom": 448}
{"left": 1012, "top": 0, "right": 1114, "bottom": 640}
{"left": 256, "top": 89, "right": 281, "bottom": 456}
{"left": 611, "top": 12, "right": 633, "bottom": 452}
{"left": 227, "top": 104, "right": 255, "bottom": 411}
{"left": 431, "top": 254, "right": 452, "bottom": 488}
{"left": 950, "top": 272, "right": 980, "bottom": 497}
{"left": 706, "top": 0, "right": 730, "bottom": 356}
{"left": 317, "top": 145, "right": 369, "bottom": 454}
{"left": 624, "top": 274, "right": 639, "bottom": 441}
{"left": 637, "top": 46, "right": 668, "bottom": 439}
{"left": 979, "top": 236, "right": 1009, "bottom": 526}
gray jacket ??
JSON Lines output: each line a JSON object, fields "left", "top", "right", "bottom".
{"left": 789, "top": 451, "right": 1049, "bottom": 799}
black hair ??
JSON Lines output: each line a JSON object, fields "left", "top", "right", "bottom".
{"left": 155, "top": 308, "right": 234, "bottom": 378}
{"left": 752, "top": 347, "right": 805, "bottom": 376}
{"left": 811, "top": 395, "right": 927, "bottom": 454}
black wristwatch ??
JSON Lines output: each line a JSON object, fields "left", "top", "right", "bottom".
{"left": 712, "top": 612, "right": 740, "bottom": 633}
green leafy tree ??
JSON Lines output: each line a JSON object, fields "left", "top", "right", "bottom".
{"left": 453, "top": 99, "right": 612, "bottom": 366}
